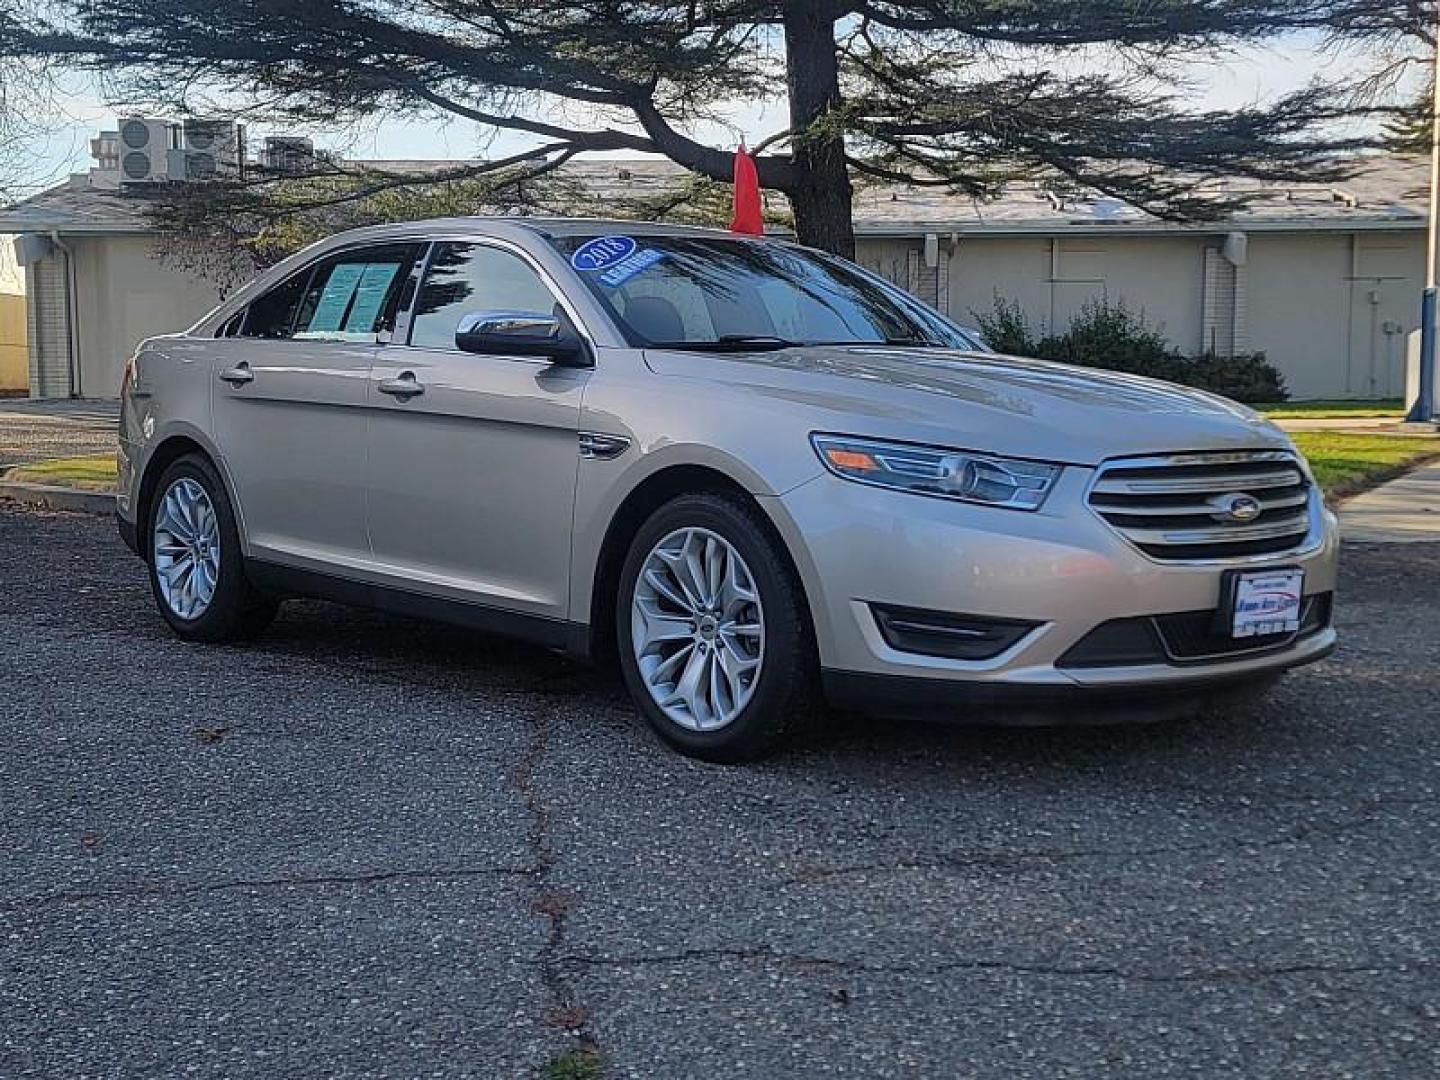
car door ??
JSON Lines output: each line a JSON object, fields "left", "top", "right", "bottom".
{"left": 210, "top": 241, "right": 424, "bottom": 570}
{"left": 365, "top": 239, "right": 591, "bottom": 619}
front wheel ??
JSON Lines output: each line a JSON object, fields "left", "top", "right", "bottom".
{"left": 147, "top": 454, "right": 278, "bottom": 643}
{"left": 616, "top": 492, "right": 818, "bottom": 762}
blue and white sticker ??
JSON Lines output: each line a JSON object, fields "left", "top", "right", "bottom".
{"left": 595, "top": 247, "right": 666, "bottom": 287}
{"left": 571, "top": 235, "right": 638, "bottom": 272}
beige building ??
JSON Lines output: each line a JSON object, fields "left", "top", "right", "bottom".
{"left": 0, "top": 241, "right": 26, "bottom": 392}
{"left": 0, "top": 155, "right": 1428, "bottom": 401}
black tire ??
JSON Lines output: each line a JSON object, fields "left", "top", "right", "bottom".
{"left": 616, "top": 491, "right": 819, "bottom": 763}
{"left": 146, "top": 453, "right": 278, "bottom": 643}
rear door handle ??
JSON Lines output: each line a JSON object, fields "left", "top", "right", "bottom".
{"left": 218, "top": 362, "right": 254, "bottom": 386}
{"left": 377, "top": 372, "right": 425, "bottom": 399}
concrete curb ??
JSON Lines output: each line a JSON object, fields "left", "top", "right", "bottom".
{"left": 0, "top": 481, "right": 115, "bottom": 515}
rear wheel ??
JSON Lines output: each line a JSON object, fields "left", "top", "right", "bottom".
{"left": 147, "top": 454, "right": 277, "bottom": 642}
{"left": 617, "top": 492, "right": 818, "bottom": 762}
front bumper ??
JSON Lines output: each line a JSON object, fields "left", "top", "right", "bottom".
{"left": 821, "top": 654, "right": 1330, "bottom": 724}
{"left": 764, "top": 467, "right": 1339, "bottom": 713}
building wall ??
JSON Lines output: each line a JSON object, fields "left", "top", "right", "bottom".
{"left": 0, "top": 292, "right": 26, "bottom": 392}
{"left": 69, "top": 234, "right": 223, "bottom": 398}
{"left": 1247, "top": 232, "right": 1420, "bottom": 400}
{"left": 18, "top": 227, "right": 1427, "bottom": 401}
{"left": 857, "top": 229, "right": 1426, "bottom": 401}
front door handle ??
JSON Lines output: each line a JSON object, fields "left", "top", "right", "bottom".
{"left": 377, "top": 372, "right": 425, "bottom": 399}
{"left": 218, "top": 362, "right": 254, "bottom": 386}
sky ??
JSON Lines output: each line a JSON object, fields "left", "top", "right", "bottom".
{"left": 7, "top": 32, "right": 1394, "bottom": 201}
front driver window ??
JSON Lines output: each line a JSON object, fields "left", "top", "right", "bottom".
{"left": 409, "top": 243, "right": 559, "bottom": 351}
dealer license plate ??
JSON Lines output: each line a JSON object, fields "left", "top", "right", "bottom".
{"left": 1230, "top": 569, "right": 1304, "bottom": 639}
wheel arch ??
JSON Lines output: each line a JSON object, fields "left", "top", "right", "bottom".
{"left": 584, "top": 463, "right": 814, "bottom": 668}
{"left": 134, "top": 433, "right": 244, "bottom": 560}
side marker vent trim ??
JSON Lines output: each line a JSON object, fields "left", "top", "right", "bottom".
{"left": 578, "top": 432, "right": 631, "bottom": 460}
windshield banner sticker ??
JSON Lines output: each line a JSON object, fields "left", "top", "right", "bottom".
{"left": 572, "top": 235, "right": 638, "bottom": 272}
{"left": 595, "top": 248, "right": 666, "bottom": 287}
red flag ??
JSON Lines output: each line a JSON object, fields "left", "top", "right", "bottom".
{"left": 729, "top": 145, "right": 764, "bottom": 236}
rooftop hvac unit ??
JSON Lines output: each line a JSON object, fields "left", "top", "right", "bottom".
{"left": 118, "top": 117, "right": 179, "bottom": 184}
{"left": 262, "top": 136, "right": 316, "bottom": 176}
{"left": 181, "top": 119, "right": 243, "bottom": 181}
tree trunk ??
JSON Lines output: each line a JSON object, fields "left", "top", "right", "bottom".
{"left": 782, "top": 2, "right": 854, "bottom": 257}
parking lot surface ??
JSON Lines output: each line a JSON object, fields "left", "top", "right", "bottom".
{"left": 0, "top": 399, "right": 118, "bottom": 468}
{"left": 1, "top": 502, "right": 1437, "bottom": 1078}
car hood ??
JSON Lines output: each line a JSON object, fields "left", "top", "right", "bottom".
{"left": 643, "top": 345, "right": 1290, "bottom": 466}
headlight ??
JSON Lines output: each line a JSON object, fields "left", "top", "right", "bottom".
{"left": 811, "top": 434, "right": 1060, "bottom": 511}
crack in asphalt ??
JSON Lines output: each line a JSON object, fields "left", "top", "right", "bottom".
{"left": 559, "top": 946, "right": 1435, "bottom": 985}
{"left": 0, "top": 865, "right": 537, "bottom": 913}
{"left": 509, "top": 703, "right": 603, "bottom": 1070}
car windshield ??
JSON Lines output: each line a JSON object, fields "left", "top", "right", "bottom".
{"left": 547, "top": 233, "right": 974, "bottom": 350}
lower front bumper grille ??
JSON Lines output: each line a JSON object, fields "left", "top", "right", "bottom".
{"left": 1058, "top": 593, "right": 1333, "bottom": 670}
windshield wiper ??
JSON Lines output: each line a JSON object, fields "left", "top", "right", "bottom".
{"left": 883, "top": 335, "right": 940, "bottom": 347}
{"left": 648, "top": 334, "right": 801, "bottom": 352}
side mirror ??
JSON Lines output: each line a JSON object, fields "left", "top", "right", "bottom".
{"left": 454, "top": 310, "right": 591, "bottom": 367}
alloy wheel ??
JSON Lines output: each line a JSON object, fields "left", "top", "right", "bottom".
{"left": 152, "top": 477, "right": 221, "bottom": 620}
{"left": 631, "top": 527, "right": 766, "bottom": 731}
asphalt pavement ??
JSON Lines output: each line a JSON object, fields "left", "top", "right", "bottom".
{"left": 1, "top": 503, "right": 1437, "bottom": 1079}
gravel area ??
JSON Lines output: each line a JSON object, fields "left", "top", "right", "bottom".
{"left": 0, "top": 400, "right": 119, "bottom": 469}
{"left": 1, "top": 504, "right": 1436, "bottom": 1078}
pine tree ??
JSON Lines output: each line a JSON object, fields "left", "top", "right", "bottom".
{"left": 11, "top": 1, "right": 1381, "bottom": 255}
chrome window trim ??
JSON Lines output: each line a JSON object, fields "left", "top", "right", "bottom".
{"left": 1084, "top": 449, "right": 1324, "bottom": 567}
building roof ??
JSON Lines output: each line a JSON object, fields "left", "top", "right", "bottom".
{"left": 0, "top": 155, "right": 1428, "bottom": 238}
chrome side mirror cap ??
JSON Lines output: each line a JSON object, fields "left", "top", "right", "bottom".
{"left": 454, "top": 310, "right": 591, "bottom": 367}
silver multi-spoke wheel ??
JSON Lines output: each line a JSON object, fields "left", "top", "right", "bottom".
{"left": 152, "top": 477, "right": 221, "bottom": 620}
{"left": 631, "top": 527, "right": 765, "bottom": 732}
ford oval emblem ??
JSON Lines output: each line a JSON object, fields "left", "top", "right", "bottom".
{"left": 1213, "top": 493, "right": 1263, "bottom": 523}
{"left": 571, "top": 235, "right": 638, "bottom": 272}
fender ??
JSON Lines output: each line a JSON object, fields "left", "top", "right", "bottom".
{"left": 128, "top": 421, "right": 253, "bottom": 557}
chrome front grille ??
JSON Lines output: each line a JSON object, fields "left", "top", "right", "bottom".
{"left": 1088, "top": 451, "right": 1314, "bottom": 562}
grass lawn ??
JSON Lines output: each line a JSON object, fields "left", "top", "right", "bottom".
{"left": 5, "top": 454, "right": 118, "bottom": 491}
{"left": 1259, "top": 399, "right": 1404, "bottom": 419}
{"left": 1289, "top": 432, "right": 1440, "bottom": 499}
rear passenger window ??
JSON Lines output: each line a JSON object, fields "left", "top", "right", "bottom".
{"left": 240, "top": 243, "right": 423, "bottom": 342}
{"left": 241, "top": 271, "right": 310, "bottom": 338}
{"left": 294, "top": 244, "right": 423, "bottom": 342}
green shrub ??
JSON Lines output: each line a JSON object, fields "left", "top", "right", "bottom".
{"left": 1185, "top": 352, "right": 1289, "bottom": 403}
{"left": 1035, "top": 298, "right": 1176, "bottom": 376}
{"left": 971, "top": 294, "right": 1037, "bottom": 357}
{"left": 971, "top": 295, "right": 1289, "bottom": 403}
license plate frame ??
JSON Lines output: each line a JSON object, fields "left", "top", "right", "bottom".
{"left": 1220, "top": 567, "right": 1305, "bottom": 639}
